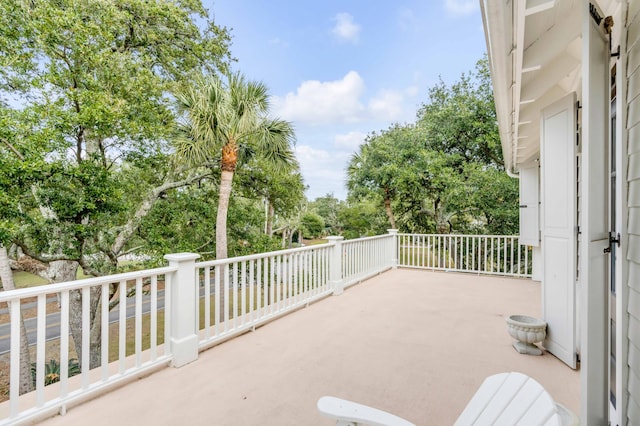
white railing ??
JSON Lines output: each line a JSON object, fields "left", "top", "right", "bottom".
{"left": 0, "top": 231, "right": 531, "bottom": 424}
{"left": 194, "top": 242, "right": 335, "bottom": 350}
{"left": 341, "top": 233, "right": 396, "bottom": 289}
{"left": 398, "top": 234, "right": 532, "bottom": 277}
{"left": 0, "top": 267, "right": 174, "bottom": 425}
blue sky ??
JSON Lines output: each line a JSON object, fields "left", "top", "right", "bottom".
{"left": 205, "top": 0, "right": 486, "bottom": 200}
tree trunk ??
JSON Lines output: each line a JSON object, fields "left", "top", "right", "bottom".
{"left": 383, "top": 196, "right": 397, "bottom": 229}
{"left": 288, "top": 228, "right": 295, "bottom": 248}
{"left": 216, "top": 169, "right": 234, "bottom": 260}
{"left": 216, "top": 169, "right": 234, "bottom": 322}
{"left": 266, "top": 202, "right": 275, "bottom": 236}
{"left": 0, "top": 246, "right": 34, "bottom": 395}
{"left": 51, "top": 260, "right": 102, "bottom": 370}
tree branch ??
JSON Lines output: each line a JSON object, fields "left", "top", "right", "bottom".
{"left": 1, "top": 138, "right": 25, "bottom": 161}
{"left": 12, "top": 240, "right": 75, "bottom": 263}
{"left": 110, "top": 172, "right": 210, "bottom": 256}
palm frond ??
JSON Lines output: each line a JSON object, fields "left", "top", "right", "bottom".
{"left": 172, "top": 72, "right": 296, "bottom": 173}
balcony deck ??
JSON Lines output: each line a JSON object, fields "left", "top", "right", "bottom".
{"left": 38, "top": 268, "right": 579, "bottom": 425}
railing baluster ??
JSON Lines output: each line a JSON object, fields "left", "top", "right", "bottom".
{"left": 164, "top": 273, "right": 172, "bottom": 356}
{"left": 81, "top": 286, "right": 90, "bottom": 388}
{"left": 269, "top": 257, "right": 274, "bottom": 312}
{"left": 203, "top": 266, "right": 210, "bottom": 337}
{"left": 249, "top": 260, "right": 255, "bottom": 322}
{"left": 101, "top": 283, "right": 109, "bottom": 379}
{"left": 214, "top": 265, "right": 221, "bottom": 335}
{"left": 36, "top": 294, "right": 46, "bottom": 406}
{"left": 150, "top": 276, "right": 158, "bottom": 361}
{"left": 9, "top": 299, "right": 20, "bottom": 417}
{"left": 233, "top": 262, "right": 238, "bottom": 328}
{"left": 224, "top": 264, "right": 230, "bottom": 332}
{"left": 60, "top": 290, "right": 70, "bottom": 397}
{"left": 517, "top": 241, "right": 522, "bottom": 276}
{"left": 258, "top": 258, "right": 264, "bottom": 318}
{"left": 135, "top": 277, "right": 142, "bottom": 367}
{"left": 118, "top": 280, "right": 127, "bottom": 374}
{"left": 392, "top": 233, "right": 529, "bottom": 278}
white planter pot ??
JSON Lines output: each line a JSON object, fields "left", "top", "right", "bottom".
{"left": 505, "top": 315, "right": 547, "bottom": 355}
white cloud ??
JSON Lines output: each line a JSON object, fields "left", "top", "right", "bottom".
{"left": 405, "top": 85, "right": 419, "bottom": 97}
{"left": 368, "top": 90, "right": 405, "bottom": 121}
{"left": 334, "top": 131, "right": 366, "bottom": 150}
{"left": 273, "top": 71, "right": 366, "bottom": 125}
{"left": 331, "top": 13, "right": 361, "bottom": 43}
{"left": 397, "top": 8, "right": 419, "bottom": 32}
{"left": 368, "top": 87, "right": 419, "bottom": 123}
{"left": 274, "top": 72, "right": 419, "bottom": 126}
{"left": 269, "top": 37, "right": 289, "bottom": 48}
{"left": 295, "top": 145, "right": 350, "bottom": 199}
{"left": 444, "top": 0, "right": 478, "bottom": 15}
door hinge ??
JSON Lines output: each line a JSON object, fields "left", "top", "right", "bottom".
{"left": 589, "top": 3, "right": 603, "bottom": 26}
{"left": 604, "top": 232, "right": 620, "bottom": 254}
{"left": 610, "top": 232, "right": 621, "bottom": 247}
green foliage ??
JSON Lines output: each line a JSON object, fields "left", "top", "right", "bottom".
{"left": 301, "top": 212, "right": 324, "bottom": 239}
{"left": 235, "top": 157, "right": 306, "bottom": 220}
{"left": 31, "top": 359, "right": 81, "bottom": 387}
{"left": 173, "top": 73, "right": 296, "bottom": 171}
{"left": 338, "top": 200, "right": 388, "bottom": 239}
{"left": 0, "top": 0, "right": 232, "bottom": 271}
{"left": 135, "top": 184, "right": 218, "bottom": 260}
{"left": 172, "top": 72, "right": 297, "bottom": 259}
{"left": 308, "top": 194, "right": 344, "bottom": 236}
{"left": 417, "top": 57, "right": 502, "bottom": 168}
{"left": 347, "top": 56, "right": 519, "bottom": 235}
{"left": 136, "top": 182, "right": 282, "bottom": 263}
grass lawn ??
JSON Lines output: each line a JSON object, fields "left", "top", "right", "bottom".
{"left": 10, "top": 268, "right": 92, "bottom": 289}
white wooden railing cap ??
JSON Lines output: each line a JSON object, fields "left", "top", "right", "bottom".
{"left": 326, "top": 236, "right": 345, "bottom": 243}
{"left": 164, "top": 252, "right": 201, "bottom": 262}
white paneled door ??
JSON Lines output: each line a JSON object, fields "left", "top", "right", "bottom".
{"left": 540, "top": 92, "right": 577, "bottom": 369}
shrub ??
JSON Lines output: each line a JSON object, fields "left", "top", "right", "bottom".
{"left": 31, "top": 359, "right": 81, "bottom": 387}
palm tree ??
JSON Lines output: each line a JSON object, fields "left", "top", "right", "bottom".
{"left": 174, "top": 73, "right": 296, "bottom": 260}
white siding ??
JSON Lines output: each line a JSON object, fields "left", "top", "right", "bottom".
{"left": 626, "top": 6, "right": 640, "bottom": 424}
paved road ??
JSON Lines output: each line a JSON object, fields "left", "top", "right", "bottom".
{"left": 0, "top": 290, "right": 167, "bottom": 355}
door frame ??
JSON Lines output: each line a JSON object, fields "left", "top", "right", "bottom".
{"left": 608, "top": 14, "right": 629, "bottom": 425}
{"left": 581, "top": 2, "right": 611, "bottom": 423}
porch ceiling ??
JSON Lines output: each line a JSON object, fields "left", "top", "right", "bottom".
{"left": 481, "top": 0, "right": 619, "bottom": 174}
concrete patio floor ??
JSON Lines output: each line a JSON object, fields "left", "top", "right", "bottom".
{"left": 39, "top": 268, "right": 579, "bottom": 425}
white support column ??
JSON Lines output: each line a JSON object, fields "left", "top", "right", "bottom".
{"left": 326, "top": 236, "right": 344, "bottom": 295}
{"left": 387, "top": 229, "right": 398, "bottom": 269}
{"left": 164, "top": 252, "right": 200, "bottom": 367}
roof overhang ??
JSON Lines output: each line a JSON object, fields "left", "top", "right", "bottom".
{"left": 481, "top": 0, "right": 623, "bottom": 175}
{"left": 480, "top": 0, "right": 585, "bottom": 175}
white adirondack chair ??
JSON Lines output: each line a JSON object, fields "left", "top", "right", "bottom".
{"left": 317, "top": 372, "right": 578, "bottom": 426}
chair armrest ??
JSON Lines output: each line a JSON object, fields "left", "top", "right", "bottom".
{"left": 317, "top": 396, "right": 415, "bottom": 426}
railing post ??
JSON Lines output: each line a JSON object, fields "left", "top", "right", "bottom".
{"left": 326, "top": 236, "right": 344, "bottom": 295}
{"left": 164, "top": 252, "right": 200, "bottom": 367}
{"left": 387, "top": 229, "right": 398, "bottom": 269}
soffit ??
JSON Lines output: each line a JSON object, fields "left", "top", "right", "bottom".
{"left": 482, "top": 0, "right": 619, "bottom": 173}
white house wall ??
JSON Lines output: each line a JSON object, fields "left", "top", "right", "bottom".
{"left": 626, "top": 3, "right": 640, "bottom": 424}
